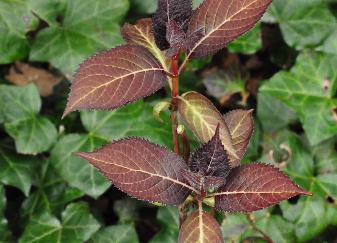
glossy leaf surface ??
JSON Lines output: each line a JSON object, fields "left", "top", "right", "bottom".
{"left": 215, "top": 163, "right": 310, "bottom": 212}
{"left": 178, "top": 210, "right": 223, "bottom": 243}
{"left": 178, "top": 92, "right": 237, "bottom": 159}
{"left": 186, "top": 0, "right": 272, "bottom": 58}
{"left": 64, "top": 45, "right": 167, "bottom": 116}
{"left": 76, "top": 138, "right": 194, "bottom": 205}
{"left": 224, "top": 109, "right": 254, "bottom": 167}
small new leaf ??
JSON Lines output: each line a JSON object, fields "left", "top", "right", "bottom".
{"left": 214, "top": 163, "right": 311, "bottom": 212}
{"left": 178, "top": 209, "right": 223, "bottom": 243}
{"left": 224, "top": 109, "right": 254, "bottom": 167}
{"left": 186, "top": 0, "right": 272, "bottom": 58}
{"left": 177, "top": 92, "right": 238, "bottom": 159}
{"left": 182, "top": 169, "right": 225, "bottom": 192}
{"left": 76, "top": 138, "right": 195, "bottom": 205}
{"left": 190, "top": 125, "right": 231, "bottom": 177}
{"left": 63, "top": 45, "right": 167, "bottom": 117}
{"left": 153, "top": 0, "right": 193, "bottom": 50}
{"left": 166, "top": 20, "right": 186, "bottom": 57}
{"left": 121, "top": 18, "right": 169, "bottom": 71}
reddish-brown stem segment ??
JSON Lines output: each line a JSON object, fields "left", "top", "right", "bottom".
{"left": 181, "top": 131, "right": 190, "bottom": 162}
{"left": 171, "top": 53, "right": 180, "bottom": 155}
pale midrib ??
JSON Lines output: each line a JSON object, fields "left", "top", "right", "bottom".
{"left": 199, "top": 204, "right": 204, "bottom": 243}
{"left": 179, "top": 96, "right": 239, "bottom": 159}
{"left": 134, "top": 26, "right": 168, "bottom": 71}
{"left": 80, "top": 155, "right": 198, "bottom": 193}
{"left": 212, "top": 191, "right": 300, "bottom": 196}
{"left": 68, "top": 67, "right": 165, "bottom": 110}
{"left": 188, "top": 0, "right": 263, "bottom": 57}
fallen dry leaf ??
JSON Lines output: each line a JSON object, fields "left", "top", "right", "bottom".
{"left": 5, "top": 62, "right": 62, "bottom": 96}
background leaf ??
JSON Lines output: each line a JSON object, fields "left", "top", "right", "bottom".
{"left": 89, "top": 225, "right": 139, "bottom": 243}
{"left": 0, "top": 0, "right": 38, "bottom": 63}
{"left": 30, "top": 0, "right": 129, "bottom": 78}
{"left": 0, "top": 149, "right": 38, "bottom": 196}
{"left": 0, "top": 84, "right": 57, "bottom": 154}
{"left": 264, "top": 0, "right": 337, "bottom": 50}
{"left": 20, "top": 202, "right": 101, "bottom": 243}
{"left": 261, "top": 51, "right": 337, "bottom": 145}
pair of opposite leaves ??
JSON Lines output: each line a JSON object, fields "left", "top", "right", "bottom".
{"left": 63, "top": 0, "right": 310, "bottom": 242}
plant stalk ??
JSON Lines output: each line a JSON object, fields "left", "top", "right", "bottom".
{"left": 171, "top": 53, "right": 180, "bottom": 155}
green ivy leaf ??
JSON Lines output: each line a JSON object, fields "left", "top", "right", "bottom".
{"left": 0, "top": 85, "right": 57, "bottom": 154}
{"left": 150, "top": 207, "right": 179, "bottom": 243}
{"left": 20, "top": 202, "right": 101, "bottom": 243}
{"left": 89, "top": 225, "right": 139, "bottom": 243}
{"left": 21, "top": 161, "right": 84, "bottom": 218}
{"left": 260, "top": 51, "right": 337, "bottom": 145}
{"left": 227, "top": 24, "right": 262, "bottom": 54}
{"left": 0, "top": 0, "right": 38, "bottom": 63}
{"left": 0, "top": 185, "right": 13, "bottom": 243}
{"left": 0, "top": 149, "right": 38, "bottom": 196}
{"left": 28, "top": 0, "right": 65, "bottom": 25}
{"left": 318, "top": 29, "right": 337, "bottom": 55}
{"left": 264, "top": 0, "right": 337, "bottom": 50}
{"left": 81, "top": 100, "right": 173, "bottom": 148}
{"left": 257, "top": 93, "right": 297, "bottom": 132}
{"left": 5, "top": 117, "right": 57, "bottom": 155}
{"left": 0, "top": 84, "right": 41, "bottom": 122}
{"left": 113, "top": 198, "right": 141, "bottom": 224}
{"left": 30, "top": 0, "right": 129, "bottom": 78}
{"left": 262, "top": 130, "right": 337, "bottom": 241}
{"left": 50, "top": 134, "right": 110, "bottom": 198}
{"left": 312, "top": 139, "right": 337, "bottom": 174}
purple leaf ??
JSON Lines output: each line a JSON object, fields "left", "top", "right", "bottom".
{"left": 178, "top": 208, "right": 224, "bottom": 243}
{"left": 224, "top": 109, "right": 254, "bottom": 167}
{"left": 63, "top": 45, "right": 167, "bottom": 117}
{"left": 153, "top": 0, "right": 193, "bottom": 50}
{"left": 190, "top": 126, "right": 231, "bottom": 177}
{"left": 76, "top": 138, "right": 195, "bottom": 205}
{"left": 186, "top": 0, "right": 272, "bottom": 58}
{"left": 214, "top": 163, "right": 311, "bottom": 212}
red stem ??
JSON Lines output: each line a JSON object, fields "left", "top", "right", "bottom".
{"left": 171, "top": 53, "right": 180, "bottom": 155}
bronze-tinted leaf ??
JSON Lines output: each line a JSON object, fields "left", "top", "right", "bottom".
{"left": 187, "top": 0, "right": 272, "bottom": 58}
{"left": 153, "top": 0, "right": 193, "bottom": 50}
{"left": 177, "top": 92, "right": 238, "bottom": 160}
{"left": 178, "top": 209, "right": 223, "bottom": 243}
{"left": 63, "top": 45, "right": 167, "bottom": 117}
{"left": 121, "top": 19, "right": 169, "bottom": 70}
{"left": 190, "top": 126, "right": 231, "bottom": 177}
{"left": 76, "top": 138, "right": 195, "bottom": 205}
{"left": 182, "top": 169, "right": 226, "bottom": 192}
{"left": 166, "top": 20, "right": 186, "bottom": 57}
{"left": 224, "top": 109, "right": 254, "bottom": 167}
{"left": 214, "top": 163, "right": 311, "bottom": 212}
